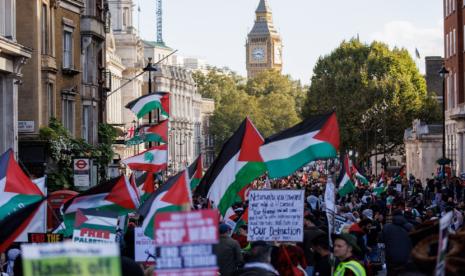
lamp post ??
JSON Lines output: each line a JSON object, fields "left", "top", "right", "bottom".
{"left": 143, "top": 57, "right": 157, "bottom": 148}
{"left": 439, "top": 66, "right": 449, "bottom": 178}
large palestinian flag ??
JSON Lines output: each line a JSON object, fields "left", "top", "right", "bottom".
{"left": 122, "top": 145, "right": 168, "bottom": 172}
{"left": 62, "top": 175, "right": 139, "bottom": 236}
{"left": 0, "top": 198, "right": 45, "bottom": 252}
{"left": 0, "top": 149, "right": 44, "bottom": 221}
{"left": 196, "top": 118, "right": 266, "bottom": 216}
{"left": 259, "top": 112, "right": 339, "bottom": 179}
{"left": 125, "top": 92, "right": 170, "bottom": 119}
{"left": 0, "top": 149, "right": 45, "bottom": 251}
{"left": 188, "top": 155, "right": 203, "bottom": 191}
{"left": 126, "top": 120, "right": 168, "bottom": 145}
{"left": 338, "top": 155, "right": 356, "bottom": 197}
{"left": 138, "top": 170, "right": 191, "bottom": 238}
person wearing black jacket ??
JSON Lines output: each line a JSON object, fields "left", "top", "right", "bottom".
{"left": 382, "top": 209, "right": 413, "bottom": 276}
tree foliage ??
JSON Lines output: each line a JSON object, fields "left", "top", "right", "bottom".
{"left": 302, "top": 39, "right": 441, "bottom": 161}
{"left": 39, "top": 118, "right": 117, "bottom": 191}
{"left": 194, "top": 68, "right": 304, "bottom": 152}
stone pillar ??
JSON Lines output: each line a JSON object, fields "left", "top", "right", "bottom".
{"left": 457, "top": 132, "right": 464, "bottom": 175}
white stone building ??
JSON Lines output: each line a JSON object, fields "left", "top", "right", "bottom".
{"left": 0, "top": 0, "right": 31, "bottom": 154}
{"left": 108, "top": 0, "right": 144, "bottom": 127}
{"left": 404, "top": 120, "right": 443, "bottom": 184}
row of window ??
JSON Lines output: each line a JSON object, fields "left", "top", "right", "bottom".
{"left": 445, "top": 29, "right": 456, "bottom": 58}
{"left": 445, "top": 0, "right": 457, "bottom": 17}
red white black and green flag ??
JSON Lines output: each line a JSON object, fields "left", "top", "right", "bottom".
{"left": 259, "top": 112, "right": 340, "bottom": 179}
{"left": 0, "top": 149, "right": 46, "bottom": 251}
{"left": 196, "top": 118, "right": 266, "bottom": 216}
{"left": 125, "top": 92, "right": 170, "bottom": 119}
{"left": 188, "top": 155, "right": 203, "bottom": 191}
{"left": 122, "top": 145, "right": 168, "bottom": 173}
{"left": 138, "top": 170, "right": 191, "bottom": 238}
{"left": 351, "top": 164, "right": 369, "bottom": 185}
{"left": 62, "top": 175, "right": 140, "bottom": 236}
{"left": 126, "top": 120, "right": 168, "bottom": 145}
{"left": 338, "top": 155, "right": 356, "bottom": 197}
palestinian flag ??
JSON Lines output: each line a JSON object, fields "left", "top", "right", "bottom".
{"left": 138, "top": 170, "right": 191, "bottom": 238}
{"left": 62, "top": 175, "right": 140, "bottom": 236}
{"left": 373, "top": 185, "right": 388, "bottom": 196}
{"left": 196, "top": 118, "right": 266, "bottom": 216}
{"left": 126, "top": 120, "right": 168, "bottom": 145}
{"left": 351, "top": 165, "right": 369, "bottom": 185}
{"left": 0, "top": 198, "right": 45, "bottom": 252}
{"left": 0, "top": 149, "right": 44, "bottom": 221}
{"left": 233, "top": 207, "right": 248, "bottom": 234}
{"left": 337, "top": 155, "right": 355, "bottom": 197}
{"left": 125, "top": 92, "right": 170, "bottom": 119}
{"left": 122, "top": 145, "right": 168, "bottom": 172}
{"left": 188, "top": 155, "right": 203, "bottom": 191}
{"left": 132, "top": 172, "right": 155, "bottom": 203}
{"left": 73, "top": 209, "right": 118, "bottom": 244}
{"left": 259, "top": 112, "right": 340, "bottom": 179}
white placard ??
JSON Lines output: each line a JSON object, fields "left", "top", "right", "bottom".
{"left": 247, "top": 190, "right": 304, "bottom": 242}
{"left": 134, "top": 227, "right": 156, "bottom": 263}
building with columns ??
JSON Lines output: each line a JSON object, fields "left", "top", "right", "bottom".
{"left": 443, "top": 0, "right": 465, "bottom": 176}
{"left": 246, "top": 0, "right": 282, "bottom": 78}
{"left": 0, "top": 0, "right": 32, "bottom": 155}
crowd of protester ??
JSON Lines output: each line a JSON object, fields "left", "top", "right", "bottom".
{"left": 3, "top": 160, "right": 465, "bottom": 276}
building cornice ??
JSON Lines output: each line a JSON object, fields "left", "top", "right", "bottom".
{"left": 0, "top": 37, "right": 32, "bottom": 59}
{"left": 60, "top": 0, "right": 84, "bottom": 13}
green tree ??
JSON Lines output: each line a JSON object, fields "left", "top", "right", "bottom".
{"left": 303, "top": 39, "right": 441, "bottom": 161}
{"left": 195, "top": 68, "right": 305, "bottom": 152}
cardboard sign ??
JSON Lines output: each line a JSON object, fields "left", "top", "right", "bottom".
{"left": 154, "top": 210, "right": 219, "bottom": 276}
{"left": 73, "top": 209, "right": 118, "bottom": 244}
{"left": 248, "top": 190, "right": 305, "bottom": 242}
{"left": 21, "top": 242, "right": 121, "bottom": 276}
{"left": 28, "top": 233, "right": 63, "bottom": 243}
{"left": 135, "top": 227, "right": 157, "bottom": 263}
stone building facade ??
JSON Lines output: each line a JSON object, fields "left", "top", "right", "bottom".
{"left": 0, "top": 0, "right": 32, "bottom": 155}
{"left": 404, "top": 120, "right": 443, "bottom": 183}
{"left": 443, "top": 0, "right": 465, "bottom": 176}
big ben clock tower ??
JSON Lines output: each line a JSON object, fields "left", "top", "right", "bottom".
{"left": 246, "top": 0, "right": 282, "bottom": 78}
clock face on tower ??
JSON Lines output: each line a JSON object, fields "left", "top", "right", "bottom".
{"left": 252, "top": 47, "right": 265, "bottom": 62}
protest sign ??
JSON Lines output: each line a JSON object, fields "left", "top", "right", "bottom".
{"left": 334, "top": 215, "right": 350, "bottom": 234}
{"left": 435, "top": 211, "right": 453, "bottom": 276}
{"left": 21, "top": 242, "right": 121, "bottom": 276}
{"left": 154, "top": 209, "right": 218, "bottom": 276}
{"left": 73, "top": 209, "right": 118, "bottom": 244}
{"left": 28, "top": 233, "right": 63, "bottom": 243}
{"left": 248, "top": 189, "right": 304, "bottom": 242}
{"left": 135, "top": 227, "right": 157, "bottom": 263}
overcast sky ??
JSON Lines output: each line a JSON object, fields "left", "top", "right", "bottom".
{"left": 136, "top": 0, "right": 443, "bottom": 84}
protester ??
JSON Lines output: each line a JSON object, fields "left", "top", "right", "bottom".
{"left": 236, "top": 241, "right": 279, "bottom": 276}
{"left": 382, "top": 209, "right": 413, "bottom": 275}
{"left": 310, "top": 234, "right": 331, "bottom": 276}
{"left": 332, "top": 233, "right": 366, "bottom": 276}
{"left": 214, "top": 223, "right": 243, "bottom": 276}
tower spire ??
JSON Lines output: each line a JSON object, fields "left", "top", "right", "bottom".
{"left": 256, "top": 0, "right": 271, "bottom": 14}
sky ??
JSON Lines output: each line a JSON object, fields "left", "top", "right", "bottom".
{"left": 136, "top": 0, "right": 443, "bottom": 84}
